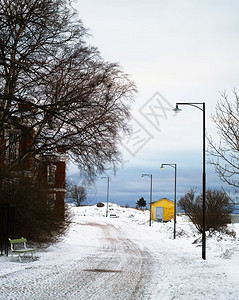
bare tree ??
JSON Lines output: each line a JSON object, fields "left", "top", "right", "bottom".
{"left": 0, "top": 0, "right": 135, "bottom": 243}
{"left": 178, "top": 189, "right": 233, "bottom": 233}
{"left": 66, "top": 182, "right": 87, "bottom": 206}
{"left": 208, "top": 90, "right": 239, "bottom": 196}
{"left": 0, "top": 0, "right": 136, "bottom": 180}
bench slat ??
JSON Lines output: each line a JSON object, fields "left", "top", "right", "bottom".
{"left": 13, "top": 248, "right": 37, "bottom": 253}
{"left": 9, "top": 238, "right": 27, "bottom": 244}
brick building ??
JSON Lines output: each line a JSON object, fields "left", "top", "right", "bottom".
{"left": 36, "top": 150, "right": 67, "bottom": 209}
{"left": 0, "top": 108, "right": 67, "bottom": 210}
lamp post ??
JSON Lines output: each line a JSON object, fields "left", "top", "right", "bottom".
{"left": 161, "top": 163, "right": 177, "bottom": 239}
{"left": 173, "top": 102, "right": 206, "bottom": 260}
{"left": 142, "top": 173, "right": 152, "bottom": 226}
{"left": 101, "top": 176, "right": 110, "bottom": 217}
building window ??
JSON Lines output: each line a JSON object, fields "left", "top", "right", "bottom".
{"left": 47, "top": 164, "right": 57, "bottom": 183}
{"left": 6, "top": 130, "right": 20, "bottom": 161}
{"left": 48, "top": 193, "right": 56, "bottom": 209}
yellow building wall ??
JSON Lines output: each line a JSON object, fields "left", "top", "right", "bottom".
{"left": 151, "top": 198, "right": 174, "bottom": 221}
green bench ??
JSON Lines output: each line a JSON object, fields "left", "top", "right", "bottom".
{"left": 8, "top": 238, "right": 38, "bottom": 262}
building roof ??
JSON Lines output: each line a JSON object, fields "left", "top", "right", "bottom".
{"left": 151, "top": 198, "right": 174, "bottom": 205}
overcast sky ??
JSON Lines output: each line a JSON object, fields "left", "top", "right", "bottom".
{"left": 68, "top": 0, "right": 239, "bottom": 207}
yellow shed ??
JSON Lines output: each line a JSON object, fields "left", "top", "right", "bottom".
{"left": 151, "top": 198, "right": 174, "bottom": 222}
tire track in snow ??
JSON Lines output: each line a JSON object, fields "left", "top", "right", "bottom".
{"left": 0, "top": 222, "right": 154, "bottom": 300}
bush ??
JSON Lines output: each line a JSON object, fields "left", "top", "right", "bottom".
{"left": 0, "top": 173, "right": 71, "bottom": 245}
{"left": 178, "top": 189, "right": 233, "bottom": 233}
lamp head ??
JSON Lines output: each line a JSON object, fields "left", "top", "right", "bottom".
{"left": 160, "top": 164, "right": 164, "bottom": 169}
{"left": 173, "top": 104, "right": 182, "bottom": 113}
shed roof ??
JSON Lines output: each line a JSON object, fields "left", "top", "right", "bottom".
{"left": 151, "top": 198, "right": 174, "bottom": 205}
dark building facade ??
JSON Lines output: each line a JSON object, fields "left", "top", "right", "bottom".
{"left": 0, "top": 118, "right": 67, "bottom": 210}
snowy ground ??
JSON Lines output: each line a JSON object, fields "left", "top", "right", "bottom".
{"left": 0, "top": 203, "right": 239, "bottom": 300}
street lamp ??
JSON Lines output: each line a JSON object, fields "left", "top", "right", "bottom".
{"left": 101, "top": 176, "right": 110, "bottom": 217}
{"left": 173, "top": 102, "right": 206, "bottom": 260}
{"left": 142, "top": 173, "right": 152, "bottom": 226}
{"left": 161, "top": 163, "right": 177, "bottom": 239}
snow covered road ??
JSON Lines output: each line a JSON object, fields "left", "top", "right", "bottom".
{"left": 0, "top": 220, "right": 154, "bottom": 300}
{"left": 1, "top": 204, "right": 239, "bottom": 299}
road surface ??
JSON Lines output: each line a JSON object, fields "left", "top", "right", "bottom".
{"left": 1, "top": 221, "right": 155, "bottom": 299}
